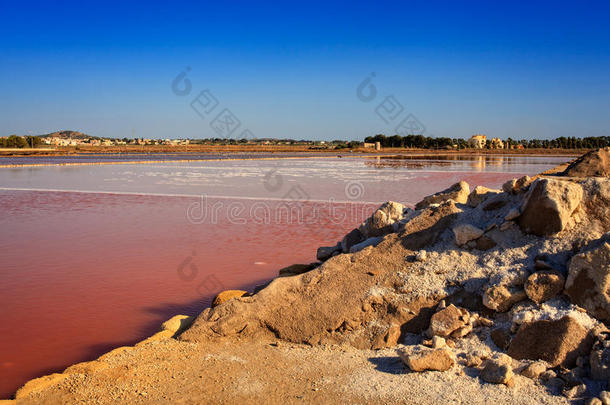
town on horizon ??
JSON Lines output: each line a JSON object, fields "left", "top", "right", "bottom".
{"left": 1, "top": 130, "right": 609, "bottom": 151}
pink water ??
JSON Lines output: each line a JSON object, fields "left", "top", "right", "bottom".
{"left": 0, "top": 155, "right": 571, "bottom": 398}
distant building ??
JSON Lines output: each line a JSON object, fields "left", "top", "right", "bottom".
{"left": 363, "top": 142, "right": 375, "bottom": 148}
{"left": 468, "top": 134, "right": 487, "bottom": 149}
{"left": 490, "top": 137, "right": 504, "bottom": 149}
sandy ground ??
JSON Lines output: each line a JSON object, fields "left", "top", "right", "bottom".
{"left": 15, "top": 334, "right": 566, "bottom": 405}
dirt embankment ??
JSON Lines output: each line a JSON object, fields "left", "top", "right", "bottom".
{"left": 7, "top": 149, "right": 610, "bottom": 404}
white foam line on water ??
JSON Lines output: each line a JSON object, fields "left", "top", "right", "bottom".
{"left": 0, "top": 187, "right": 386, "bottom": 205}
{"left": 136, "top": 165, "right": 536, "bottom": 175}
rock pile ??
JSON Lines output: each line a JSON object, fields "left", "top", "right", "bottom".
{"left": 194, "top": 149, "right": 610, "bottom": 403}
{"left": 562, "top": 147, "right": 610, "bottom": 177}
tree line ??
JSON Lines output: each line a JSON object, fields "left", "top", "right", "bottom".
{"left": 0, "top": 135, "right": 42, "bottom": 148}
{"left": 364, "top": 134, "right": 610, "bottom": 149}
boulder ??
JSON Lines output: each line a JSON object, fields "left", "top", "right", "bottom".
{"left": 590, "top": 348, "right": 610, "bottom": 380}
{"left": 502, "top": 175, "right": 533, "bottom": 194}
{"left": 518, "top": 178, "right": 583, "bottom": 236}
{"left": 398, "top": 346, "right": 455, "bottom": 372}
{"left": 278, "top": 263, "right": 316, "bottom": 276}
{"left": 340, "top": 228, "right": 364, "bottom": 253}
{"left": 524, "top": 271, "right": 565, "bottom": 304}
{"left": 316, "top": 244, "right": 340, "bottom": 261}
{"left": 482, "top": 285, "right": 527, "bottom": 312}
{"left": 520, "top": 361, "right": 547, "bottom": 379}
{"left": 212, "top": 290, "right": 249, "bottom": 307}
{"left": 384, "top": 324, "right": 402, "bottom": 347}
{"left": 161, "top": 315, "right": 195, "bottom": 335}
{"left": 467, "top": 186, "right": 501, "bottom": 207}
{"left": 562, "top": 147, "right": 610, "bottom": 177}
{"left": 565, "top": 239, "right": 610, "bottom": 321}
{"left": 432, "top": 336, "right": 446, "bottom": 348}
{"left": 453, "top": 224, "right": 484, "bottom": 246}
{"left": 415, "top": 181, "right": 470, "bottom": 210}
{"left": 400, "top": 200, "right": 462, "bottom": 250}
{"left": 451, "top": 323, "right": 473, "bottom": 338}
{"left": 428, "top": 304, "right": 468, "bottom": 338}
{"left": 480, "top": 354, "right": 514, "bottom": 386}
{"left": 507, "top": 316, "right": 593, "bottom": 367}
{"left": 463, "top": 354, "right": 483, "bottom": 368}
{"left": 475, "top": 235, "right": 497, "bottom": 250}
{"left": 359, "top": 201, "right": 406, "bottom": 238}
{"left": 349, "top": 236, "right": 383, "bottom": 253}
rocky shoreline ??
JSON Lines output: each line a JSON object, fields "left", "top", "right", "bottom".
{"left": 7, "top": 148, "right": 610, "bottom": 404}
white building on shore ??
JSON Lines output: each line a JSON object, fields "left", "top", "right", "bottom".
{"left": 468, "top": 134, "right": 487, "bottom": 149}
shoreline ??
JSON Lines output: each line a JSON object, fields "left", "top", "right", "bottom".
{"left": 0, "top": 150, "right": 580, "bottom": 169}
{"left": 0, "top": 145, "right": 586, "bottom": 158}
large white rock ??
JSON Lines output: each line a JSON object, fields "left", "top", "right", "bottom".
{"left": 415, "top": 181, "right": 470, "bottom": 210}
{"left": 518, "top": 178, "right": 583, "bottom": 236}
{"left": 359, "top": 201, "right": 406, "bottom": 238}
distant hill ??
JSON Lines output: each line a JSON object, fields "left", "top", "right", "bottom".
{"left": 37, "top": 130, "right": 102, "bottom": 140}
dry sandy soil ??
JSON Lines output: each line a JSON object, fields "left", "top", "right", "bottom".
{"left": 13, "top": 335, "right": 566, "bottom": 404}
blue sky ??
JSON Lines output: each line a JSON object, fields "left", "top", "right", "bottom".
{"left": 1, "top": 0, "right": 609, "bottom": 140}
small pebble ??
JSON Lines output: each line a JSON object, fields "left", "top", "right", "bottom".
{"left": 415, "top": 250, "right": 427, "bottom": 262}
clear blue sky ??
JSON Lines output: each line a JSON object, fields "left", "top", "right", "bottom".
{"left": 1, "top": 0, "right": 609, "bottom": 140}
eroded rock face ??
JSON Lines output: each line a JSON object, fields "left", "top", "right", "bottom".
{"left": 359, "top": 201, "right": 406, "bottom": 238}
{"left": 398, "top": 346, "right": 455, "bottom": 372}
{"left": 563, "top": 147, "right": 610, "bottom": 178}
{"left": 518, "top": 178, "right": 583, "bottom": 236}
{"left": 507, "top": 316, "right": 593, "bottom": 367}
{"left": 524, "top": 271, "right": 565, "bottom": 304}
{"left": 565, "top": 239, "right": 610, "bottom": 321}
{"left": 415, "top": 181, "right": 470, "bottom": 210}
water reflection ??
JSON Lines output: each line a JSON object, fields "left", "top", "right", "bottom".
{"left": 362, "top": 154, "right": 568, "bottom": 172}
